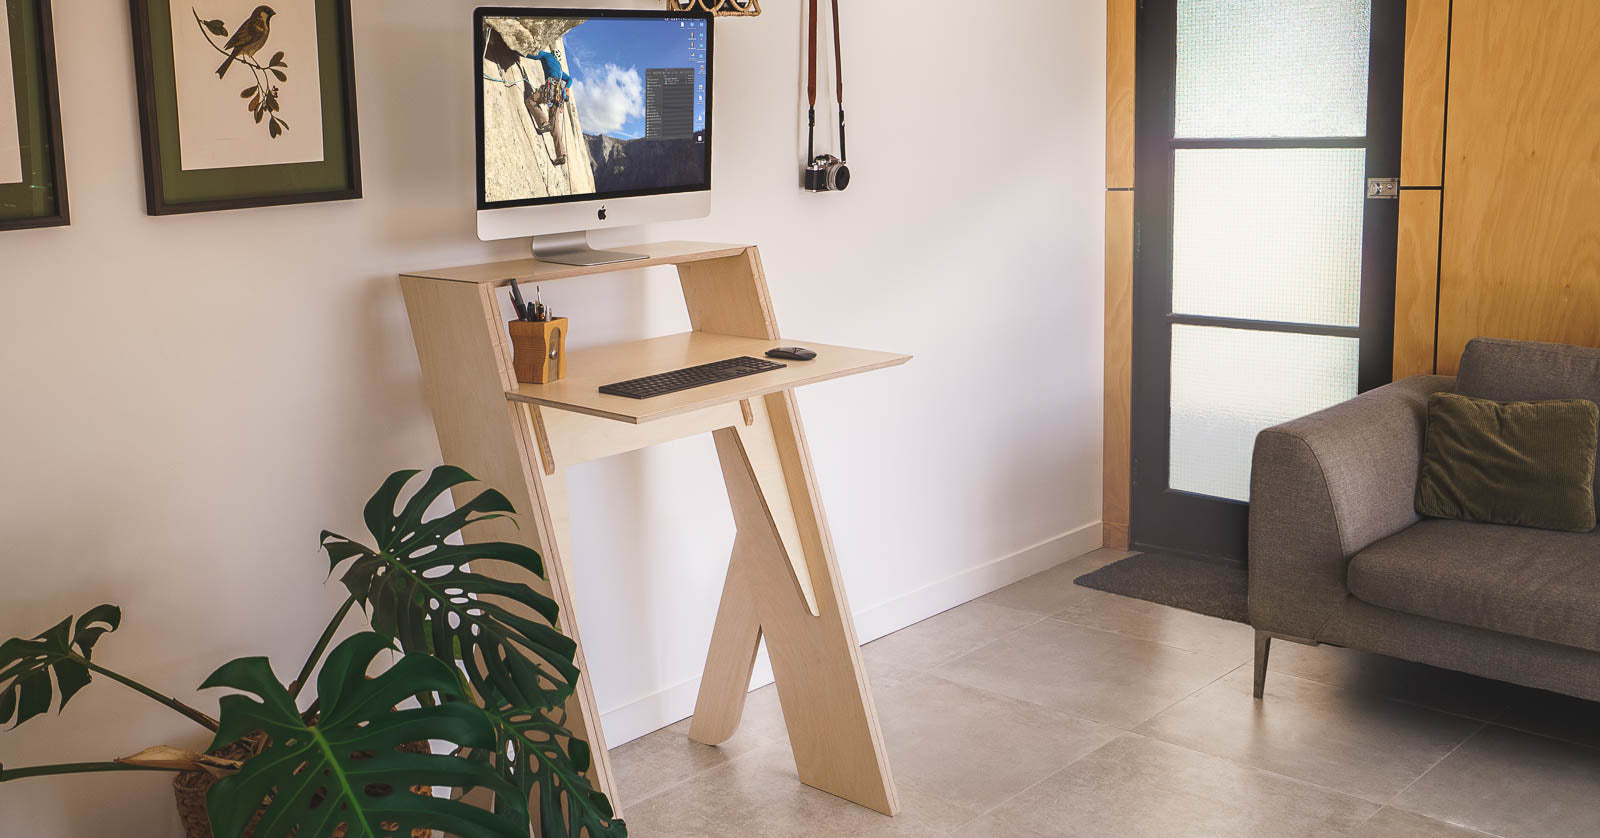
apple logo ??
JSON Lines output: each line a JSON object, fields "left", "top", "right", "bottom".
{"left": 598, "top": 206, "right": 608, "bottom": 221}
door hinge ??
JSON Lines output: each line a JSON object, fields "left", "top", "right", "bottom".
{"left": 1366, "top": 178, "right": 1399, "bottom": 199}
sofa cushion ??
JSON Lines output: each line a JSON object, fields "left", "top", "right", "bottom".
{"left": 1457, "top": 337, "right": 1600, "bottom": 403}
{"left": 1416, "top": 392, "right": 1598, "bottom": 532}
{"left": 1457, "top": 337, "right": 1600, "bottom": 513}
{"left": 1349, "top": 519, "right": 1600, "bottom": 653}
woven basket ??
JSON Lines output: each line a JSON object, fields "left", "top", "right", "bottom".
{"left": 666, "top": 0, "right": 761, "bottom": 16}
{"left": 174, "top": 735, "right": 431, "bottom": 838}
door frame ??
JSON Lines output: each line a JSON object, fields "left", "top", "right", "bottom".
{"left": 1129, "top": 0, "right": 1406, "bottom": 560}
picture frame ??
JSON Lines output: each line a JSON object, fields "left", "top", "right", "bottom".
{"left": 0, "top": 0, "right": 70, "bottom": 232}
{"left": 129, "top": 0, "right": 361, "bottom": 215}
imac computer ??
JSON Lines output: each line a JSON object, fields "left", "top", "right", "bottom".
{"left": 475, "top": 7, "right": 713, "bottom": 266}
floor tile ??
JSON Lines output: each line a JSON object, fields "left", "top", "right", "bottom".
{"left": 1393, "top": 725, "right": 1600, "bottom": 838}
{"left": 1268, "top": 641, "right": 1517, "bottom": 722}
{"left": 873, "top": 669, "right": 1120, "bottom": 819}
{"left": 620, "top": 741, "right": 972, "bottom": 838}
{"left": 608, "top": 683, "right": 786, "bottom": 808}
{"left": 963, "top": 734, "right": 1378, "bottom": 838}
{"left": 937, "top": 619, "right": 1241, "bottom": 728}
{"left": 862, "top": 600, "right": 1042, "bottom": 673}
{"left": 1349, "top": 807, "right": 1499, "bottom": 837}
{"left": 977, "top": 547, "right": 1253, "bottom": 662}
{"left": 1137, "top": 667, "right": 1481, "bottom": 804}
{"left": 1049, "top": 595, "right": 1254, "bottom": 662}
{"left": 978, "top": 548, "right": 1135, "bottom": 616}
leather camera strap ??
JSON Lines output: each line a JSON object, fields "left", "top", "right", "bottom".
{"left": 807, "top": 0, "right": 820, "bottom": 110}
{"left": 806, "top": 0, "right": 845, "bottom": 162}
{"left": 831, "top": 0, "right": 844, "bottom": 108}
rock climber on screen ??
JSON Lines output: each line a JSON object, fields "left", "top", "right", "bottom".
{"left": 520, "top": 48, "right": 573, "bottom": 166}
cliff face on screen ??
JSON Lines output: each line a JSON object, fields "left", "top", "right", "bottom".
{"left": 481, "top": 19, "right": 596, "bottom": 203}
{"left": 585, "top": 132, "right": 708, "bottom": 193}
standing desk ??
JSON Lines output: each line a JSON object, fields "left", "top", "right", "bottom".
{"left": 399, "top": 242, "right": 908, "bottom": 816}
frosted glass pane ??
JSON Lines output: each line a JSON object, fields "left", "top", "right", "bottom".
{"left": 1170, "top": 325, "right": 1358, "bottom": 502}
{"left": 1177, "top": 0, "right": 1371, "bottom": 138}
{"left": 1173, "top": 148, "right": 1365, "bottom": 327}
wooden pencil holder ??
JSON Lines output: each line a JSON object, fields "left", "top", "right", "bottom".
{"left": 509, "top": 318, "right": 568, "bottom": 384}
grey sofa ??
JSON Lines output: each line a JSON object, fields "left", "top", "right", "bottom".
{"left": 1248, "top": 337, "right": 1600, "bottom": 701}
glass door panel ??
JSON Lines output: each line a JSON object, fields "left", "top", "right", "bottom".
{"left": 1173, "top": 148, "right": 1367, "bottom": 328}
{"left": 1170, "top": 325, "right": 1359, "bottom": 502}
{"left": 1176, "top": 0, "right": 1372, "bottom": 139}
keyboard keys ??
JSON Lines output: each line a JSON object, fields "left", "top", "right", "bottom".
{"left": 599, "top": 356, "right": 787, "bottom": 399}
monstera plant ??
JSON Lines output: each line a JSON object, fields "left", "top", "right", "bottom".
{"left": 0, "top": 467, "right": 626, "bottom": 838}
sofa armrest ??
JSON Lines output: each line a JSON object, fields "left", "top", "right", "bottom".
{"left": 1248, "top": 374, "right": 1456, "bottom": 638}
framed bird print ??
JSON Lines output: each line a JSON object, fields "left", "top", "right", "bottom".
{"left": 129, "top": 0, "right": 360, "bottom": 214}
{"left": 0, "top": 0, "right": 69, "bottom": 232}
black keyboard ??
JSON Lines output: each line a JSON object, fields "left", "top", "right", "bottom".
{"left": 600, "top": 356, "right": 787, "bottom": 400}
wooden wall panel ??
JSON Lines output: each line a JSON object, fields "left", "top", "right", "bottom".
{"left": 1400, "top": 0, "right": 1450, "bottom": 187}
{"left": 1394, "top": 190, "right": 1442, "bottom": 378}
{"left": 1104, "top": 0, "right": 1136, "bottom": 548}
{"left": 1436, "top": 0, "right": 1600, "bottom": 374}
{"left": 1106, "top": 0, "right": 1136, "bottom": 188}
{"left": 1104, "top": 190, "right": 1134, "bottom": 550}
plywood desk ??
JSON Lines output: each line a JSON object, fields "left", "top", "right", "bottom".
{"left": 400, "top": 243, "right": 907, "bottom": 818}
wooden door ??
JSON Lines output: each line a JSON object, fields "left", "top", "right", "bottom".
{"left": 1130, "top": 0, "right": 1406, "bottom": 560}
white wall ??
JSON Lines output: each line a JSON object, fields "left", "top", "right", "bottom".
{"left": 0, "top": 1, "right": 1105, "bottom": 834}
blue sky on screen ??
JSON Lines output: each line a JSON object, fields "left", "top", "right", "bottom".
{"left": 562, "top": 17, "right": 707, "bottom": 139}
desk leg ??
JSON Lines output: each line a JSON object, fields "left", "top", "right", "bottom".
{"left": 400, "top": 277, "right": 621, "bottom": 817}
{"left": 693, "top": 395, "right": 900, "bottom": 816}
{"left": 689, "top": 535, "right": 764, "bottom": 745}
{"left": 516, "top": 416, "right": 620, "bottom": 810}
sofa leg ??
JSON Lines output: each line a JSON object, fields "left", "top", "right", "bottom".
{"left": 1253, "top": 632, "right": 1271, "bottom": 699}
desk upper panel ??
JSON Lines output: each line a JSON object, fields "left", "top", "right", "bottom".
{"left": 403, "top": 242, "right": 750, "bottom": 286}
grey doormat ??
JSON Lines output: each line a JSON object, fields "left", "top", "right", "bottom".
{"left": 1073, "top": 551, "right": 1249, "bottom": 624}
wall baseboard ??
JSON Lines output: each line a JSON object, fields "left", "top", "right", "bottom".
{"left": 598, "top": 521, "right": 1105, "bottom": 748}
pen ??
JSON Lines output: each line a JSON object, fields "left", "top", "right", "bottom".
{"left": 509, "top": 279, "right": 529, "bottom": 320}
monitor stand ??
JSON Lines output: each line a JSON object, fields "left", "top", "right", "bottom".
{"left": 531, "top": 231, "right": 649, "bottom": 267}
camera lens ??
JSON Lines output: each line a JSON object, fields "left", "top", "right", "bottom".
{"left": 830, "top": 163, "right": 851, "bottom": 191}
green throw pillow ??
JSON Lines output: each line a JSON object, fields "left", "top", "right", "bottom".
{"left": 1416, "top": 392, "right": 1599, "bottom": 533}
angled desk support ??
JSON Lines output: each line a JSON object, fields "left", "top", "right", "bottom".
{"left": 399, "top": 243, "right": 906, "bottom": 817}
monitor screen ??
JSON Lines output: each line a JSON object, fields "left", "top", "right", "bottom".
{"left": 476, "top": 9, "right": 712, "bottom": 210}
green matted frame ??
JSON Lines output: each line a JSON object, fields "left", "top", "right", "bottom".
{"left": 129, "top": 0, "right": 361, "bottom": 215}
{"left": 0, "top": 0, "right": 69, "bottom": 232}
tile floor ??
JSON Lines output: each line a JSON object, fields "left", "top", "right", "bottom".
{"left": 607, "top": 549, "right": 1600, "bottom": 837}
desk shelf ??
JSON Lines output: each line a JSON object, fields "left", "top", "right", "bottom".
{"left": 508, "top": 332, "right": 910, "bottom": 424}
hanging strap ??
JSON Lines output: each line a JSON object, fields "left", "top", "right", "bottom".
{"left": 806, "top": 0, "right": 845, "bottom": 163}
{"left": 807, "top": 0, "right": 820, "bottom": 110}
{"left": 831, "top": 0, "right": 846, "bottom": 162}
{"left": 807, "top": 0, "right": 820, "bottom": 161}
{"left": 830, "top": 0, "right": 844, "bottom": 107}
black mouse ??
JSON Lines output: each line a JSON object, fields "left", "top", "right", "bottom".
{"left": 766, "top": 347, "right": 818, "bottom": 361}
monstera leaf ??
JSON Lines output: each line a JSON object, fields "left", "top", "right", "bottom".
{"left": 202, "top": 632, "right": 528, "bottom": 838}
{"left": 480, "top": 702, "right": 626, "bottom": 838}
{"left": 322, "top": 467, "right": 579, "bottom": 712}
{"left": 0, "top": 606, "right": 120, "bottom": 728}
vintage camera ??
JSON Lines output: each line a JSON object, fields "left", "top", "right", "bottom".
{"left": 804, "top": 154, "right": 851, "bottom": 192}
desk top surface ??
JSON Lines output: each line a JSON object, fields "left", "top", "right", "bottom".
{"left": 507, "top": 331, "right": 910, "bottom": 424}
{"left": 404, "top": 242, "right": 750, "bottom": 286}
